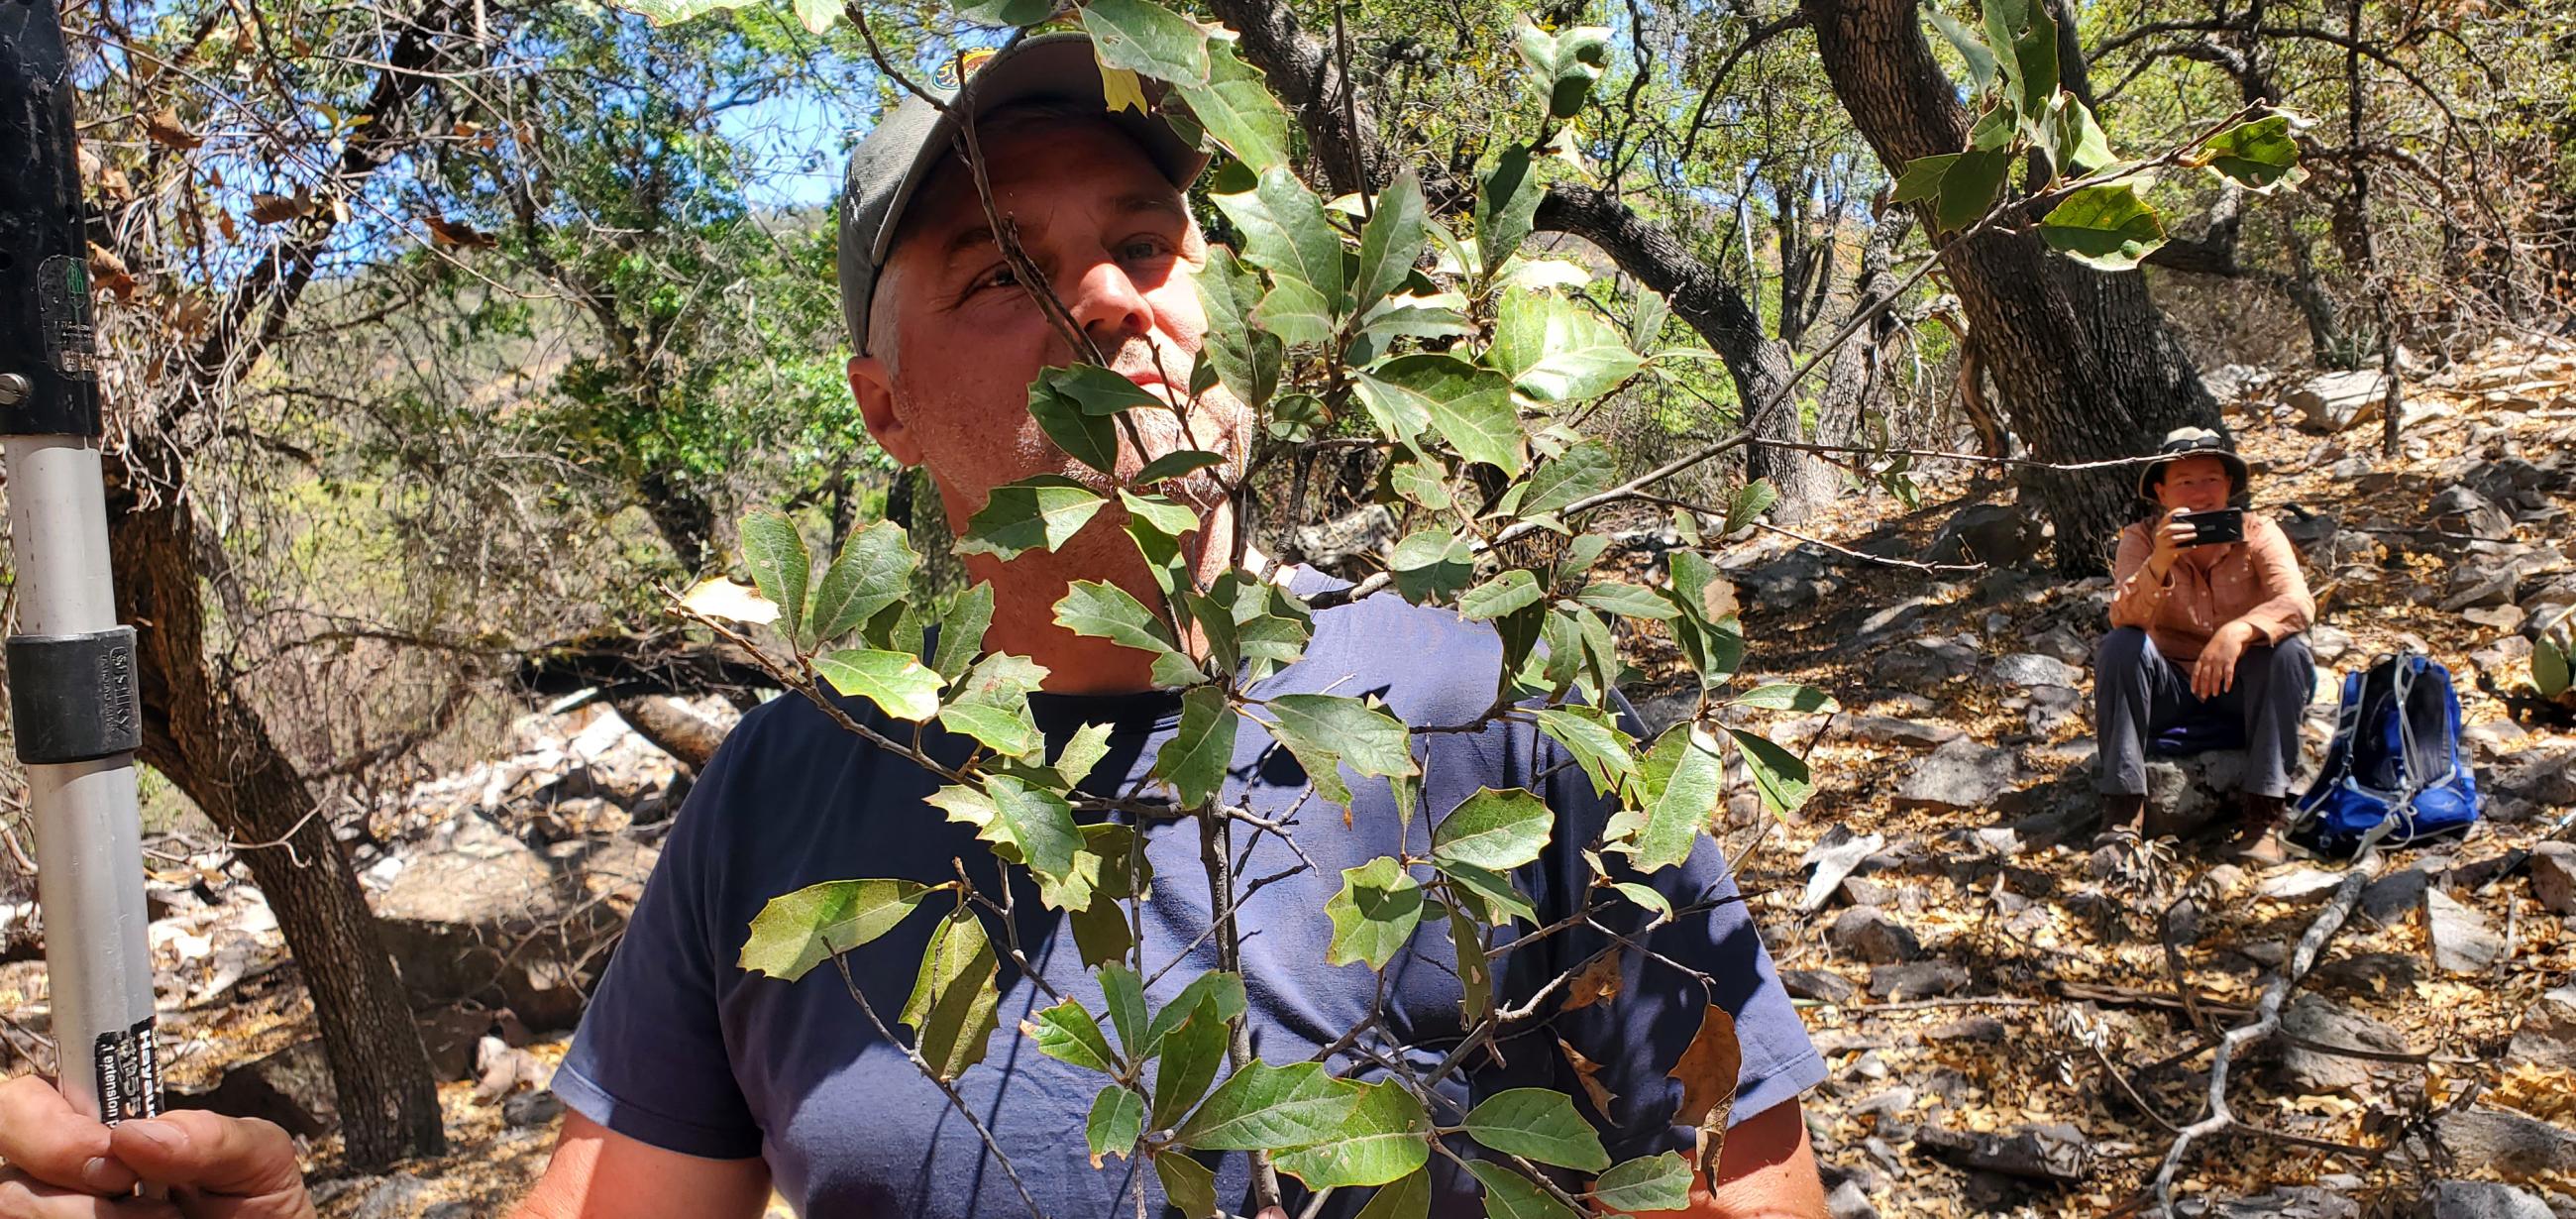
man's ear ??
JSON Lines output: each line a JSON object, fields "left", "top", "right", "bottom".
{"left": 848, "top": 354, "right": 923, "bottom": 467}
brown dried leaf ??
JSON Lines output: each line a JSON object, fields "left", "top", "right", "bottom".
{"left": 86, "top": 243, "right": 135, "bottom": 300}
{"left": 425, "top": 216, "right": 497, "bottom": 250}
{"left": 1700, "top": 575, "right": 1740, "bottom": 622}
{"left": 1561, "top": 948, "right": 1625, "bottom": 1011}
{"left": 249, "top": 192, "right": 310, "bottom": 224}
{"left": 1557, "top": 1037, "right": 1618, "bottom": 1114}
{"left": 143, "top": 108, "right": 201, "bottom": 151}
{"left": 1668, "top": 1003, "right": 1741, "bottom": 1173}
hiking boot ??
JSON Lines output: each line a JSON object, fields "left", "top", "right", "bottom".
{"left": 2224, "top": 794, "right": 2292, "bottom": 866}
{"left": 2096, "top": 793, "right": 2147, "bottom": 843}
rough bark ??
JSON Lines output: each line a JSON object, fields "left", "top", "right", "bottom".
{"left": 110, "top": 441, "right": 444, "bottom": 1169}
{"left": 1801, "top": 0, "right": 2221, "bottom": 573}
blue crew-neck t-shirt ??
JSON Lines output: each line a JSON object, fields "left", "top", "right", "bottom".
{"left": 552, "top": 566, "right": 1825, "bottom": 1218}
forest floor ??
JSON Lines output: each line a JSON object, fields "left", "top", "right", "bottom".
{"left": 8, "top": 342, "right": 2571, "bottom": 1219}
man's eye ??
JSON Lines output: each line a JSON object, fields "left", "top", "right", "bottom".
{"left": 974, "top": 265, "right": 1020, "bottom": 292}
{"left": 1122, "top": 237, "right": 1173, "bottom": 261}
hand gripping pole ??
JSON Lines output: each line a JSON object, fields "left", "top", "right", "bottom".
{"left": 1, "top": 0, "right": 162, "bottom": 1125}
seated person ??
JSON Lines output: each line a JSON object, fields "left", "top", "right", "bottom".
{"left": 2096, "top": 427, "right": 2317, "bottom": 864}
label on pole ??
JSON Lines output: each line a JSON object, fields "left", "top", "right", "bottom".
{"left": 92, "top": 1017, "right": 161, "bottom": 1122}
{"left": 37, "top": 255, "right": 99, "bottom": 379}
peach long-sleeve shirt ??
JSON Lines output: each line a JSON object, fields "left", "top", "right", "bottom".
{"left": 2108, "top": 512, "right": 2315, "bottom": 664}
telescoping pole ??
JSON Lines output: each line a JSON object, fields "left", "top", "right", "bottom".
{"left": 0, "top": 0, "right": 162, "bottom": 1126}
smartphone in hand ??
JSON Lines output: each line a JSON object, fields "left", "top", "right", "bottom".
{"left": 2176, "top": 506, "right": 2244, "bottom": 546}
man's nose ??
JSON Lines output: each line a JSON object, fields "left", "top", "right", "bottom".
{"left": 1066, "top": 257, "right": 1152, "bottom": 353}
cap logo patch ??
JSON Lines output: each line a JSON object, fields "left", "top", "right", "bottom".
{"left": 933, "top": 47, "right": 1002, "bottom": 91}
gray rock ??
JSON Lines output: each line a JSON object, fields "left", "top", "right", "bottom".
{"left": 2508, "top": 985, "right": 2576, "bottom": 1071}
{"left": 1856, "top": 597, "right": 1934, "bottom": 642}
{"left": 2260, "top": 867, "right": 2348, "bottom": 905}
{"left": 1929, "top": 504, "right": 2048, "bottom": 568}
{"left": 2491, "top": 745, "right": 2576, "bottom": 814}
{"left": 2361, "top": 860, "right": 2442, "bottom": 925}
{"left": 2023, "top": 624, "right": 2092, "bottom": 665}
{"left": 502, "top": 1088, "right": 567, "bottom": 1128}
{"left": 2310, "top": 952, "right": 2422, "bottom": 997}
{"left": 1829, "top": 906, "right": 1922, "bottom": 964}
{"left": 2431, "top": 485, "right": 2519, "bottom": 544}
{"left": 1799, "top": 831, "right": 1887, "bottom": 913}
{"left": 374, "top": 813, "right": 637, "bottom": 1031}
{"left": 2422, "top": 1181, "right": 2555, "bottom": 1219}
{"left": 1780, "top": 968, "right": 1859, "bottom": 1006}
{"left": 1878, "top": 638, "right": 1981, "bottom": 689}
{"left": 2292, "top": 369, "right": 2395, "bottom": 433}
{"left": 2021, "top": 685, "right": 2084, "bottom": 736}
{"left": 2417, "top": 1108, "right": 2576, "bottom": 1181}
{"left": 1839, "top": 717, "right": 1964, "bottom": 748}
{"left": 2278, "top": 994, "right": 2410, "bottom": 1093}
{"left": 346, "top": 1174, "right": 431, "bottom": 1219}
{"left": 1869, "top": 961, "right": 1969, "bottom": 1000}
{"left": 1988, "top": 653, "right": 2083, "bottom": 690}
{"left": 2200, "top": 1186, "right": 2359, "bottom": 1218}
{"left": 2463, "top": 719, "right": 2528, "bottom": 761}
{"left": 2423, "top": 888, "right": 2508, "bottom": 975}
{"left": 2308, "top": 625, "right": 2355, "bottom": 664}
{"left": 1729, "top": 544, "right": 1845, "bottom": 610}
{"left": 1894, "top": 739, "right": 2019, "bottom": 812}
{"left": 164, "top": 1039, "right": 335, "bottom": 1140}
{"left": 1913, "top": 1122, "right": 2087, "bottom": 1181}
{"left": 1825, "top": 1179, "right": 1878, "bottom": 1219}
{"left": 1925, "top": 1015, "right": 2006, "bottom": 1043}
{"left": 2533, "top": 843, "right": 2576, "bottom": 917}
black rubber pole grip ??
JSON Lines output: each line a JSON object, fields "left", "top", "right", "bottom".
{"left": 6, "top": 628, "right": 142, "bottom": 763}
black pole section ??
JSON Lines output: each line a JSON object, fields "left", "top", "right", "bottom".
{"left": 0, "top": 0, "right": 102, "bottom": 441}
{"left": 2, "top": 0, "right": 163, "bottom": 1136}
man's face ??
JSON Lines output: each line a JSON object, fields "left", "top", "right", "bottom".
{"left": 2154, "top": 454, "right": 2234, "bottom": 513}
{"left": 846, "top": 117, "right": 1248, "bottom": 521}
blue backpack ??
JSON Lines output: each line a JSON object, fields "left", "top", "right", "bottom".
{"left": 2288, "top": 651, "right": 2481, "bottom": 860}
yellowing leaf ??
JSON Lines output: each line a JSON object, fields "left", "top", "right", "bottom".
{"left": 1100, "top": 64, "right": 1150, "bottom": 116}
{"left": 678, "top": 576, "right": 780, "bottom": 624}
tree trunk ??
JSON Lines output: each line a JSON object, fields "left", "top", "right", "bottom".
{"left": 1534, "top": 187, "right": 1837, "bottom": 521}
{"left": 1800, "top": 0, "right": 2221, "bottom": 573}
{"left": 110, "top": 442, "right": 444, "bottom": 1169}
{"left": 636, "top": 467, "right": 717, "bottom": 577}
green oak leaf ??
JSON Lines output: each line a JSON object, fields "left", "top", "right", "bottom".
{"left": 1730, "top": 726, "right": 1815, "bottom": 819}
{"left": 938, "top": 652, "right": 1050, "bottom": 757}
{"left": 738, "top": 878, "right": 927, "bottom": 981}
{"left": 954, "top": 476, "right": 1106, "bottom": 561}
{"left": 1463, "top": 1087, "right": 1611, "bottom": 1171}
{"left": 803, "top": 520, "right": 913, "bottom": 649}
{"left": 816, "top": 648, "right": 946, "bottom": 721}
{"left": 1325, "top": 856, "right": 1424, "bottom": 968}
{"left": 1173, "top": 1060, "right": 1364, "bottom": 1151}
{"left": 1086, "top": 1084, "right": 1144, "bottom": 1165}
{"left": 738, "top": 508, "right": 810, "bottom": 641}
{"left": 1026, "top": 998, "right": 1120, "bottom": 1073}
{"left": 1465, "top": 1161, "right": 1580, "bottom": 1219}
{"left": 1273, "top": 1080, "right": 1431, "bottom": 1188}
{"left": 1155, "top": 684, "right": 1238, "bottom": 806}
{"left": 1077, "top": 0, "right": 1211, "bottom": 84}
{"left": 2038, "top": 182, "right": 2169, "bottom": 271}
{"left": 900, "top": 908, "right": 1002, "bottom": 1081}
{"left": 1591, "top": 1152, "right": 1693, "bottom": 1212}
{"left": 1430, "top": 787, "right": 1552, "bottom": 872}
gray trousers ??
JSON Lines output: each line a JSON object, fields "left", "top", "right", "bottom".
{"left": 2094, "top": 626, "right": 2314, "bottom": 798}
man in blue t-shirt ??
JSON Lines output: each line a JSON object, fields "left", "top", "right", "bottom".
{"left": 0, "top": 32, "right": 1827, "bottom": 1219}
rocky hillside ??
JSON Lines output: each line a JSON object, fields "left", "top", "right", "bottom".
{"left": 1, "top": 341, "right": 2570, "bottom": 1218}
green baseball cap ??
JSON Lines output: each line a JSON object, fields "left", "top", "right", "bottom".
{"left": 836, "top": 33, "right": 1212, "bottom": 355}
